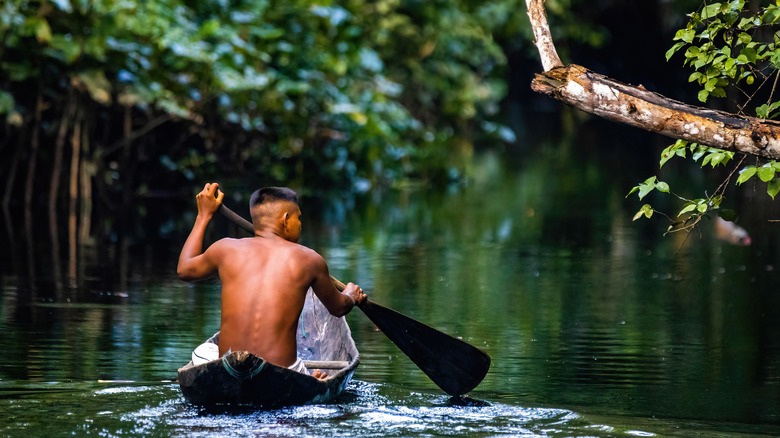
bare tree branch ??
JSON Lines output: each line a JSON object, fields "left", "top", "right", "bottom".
{"left": 526, "top": 0, "right": 562, "bottom": 71}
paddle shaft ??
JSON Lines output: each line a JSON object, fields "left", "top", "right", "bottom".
{"left": 216, "top": 203, "right": 490, "bottom": 395}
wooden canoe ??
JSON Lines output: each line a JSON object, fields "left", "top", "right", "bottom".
{"left": 177, "top": 289, "right": 359, "bottom": 407}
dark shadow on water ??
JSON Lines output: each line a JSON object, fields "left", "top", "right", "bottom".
{"left": 446, "top": 395, "right": 491, "bottom": 407}
{"left": 194, "top": 404, "right": 274, "bottom": 416}
{"left": 189, "top": 388, "right": 362, "bottom": 417}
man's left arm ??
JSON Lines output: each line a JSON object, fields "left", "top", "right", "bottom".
{"left": 308, "top": 253, "right": 366, "bottom": 317}
{"left": 177, "top": 183, "right": 224, "bottom": 281}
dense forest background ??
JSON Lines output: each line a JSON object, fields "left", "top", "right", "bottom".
{"left": 1, "top": 0, "right": 704, "bottom": 241}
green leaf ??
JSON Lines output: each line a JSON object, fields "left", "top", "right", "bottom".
{"left": 724, "top": 56, "right": 736, "bottom": 71}
{"left": 660, "top": 141, "right": 687, "bottom": 167}
{"left": 757, "top": 103, "right": 770, "bottom": 118}
{"left": 656, "top": 181, "right": 670, "bottom": 193}
{"left": 632, "top": 204, "right": 654, "bottom": 221}
{"left": 705, "top": 151, "right": 731, "bottom": 167}
{"left": 675, "top": 28, "right": 696, "bottom": 43}
{"left": 737, "top": 166, "right": 757, "bottom": 185}
{"left": 741, "top": 47, "right": 759, "bottom": 62}
{"left": 764, "top": 6, "right": 780, "bottom": 24}
{"left": 679, "top": 203, "right": 697, "bottom": 216}
{"left": 688, "top": 72, "right": 703, "bottom": 83}
{"left": 711, "top": 87, "right": 727, "bottom": 98}
{"left": 36, "top": 18, "right": 52, "bottom": 43}
{"left": 758, "top": 165, "right": 776, "bottom": 182}
{"left": 738, "top": 16, "right": 757, "bottom": 29}
{"left": 638, "top": 183, "right": 655, "bottom": 200}
{"left": 698, "top": 89, "right": 710, "bottom": 102}
{"left": 702, "top": 3, "right": 723, "bottom": 19}
{"left": 710, "top": 194, "right": 723, "bottom": 208}
{"left": 666, "top": 42, "right": 687, "bottom": 61}
{"left": 768, "top": 179, "right": 780, "bottom": 199}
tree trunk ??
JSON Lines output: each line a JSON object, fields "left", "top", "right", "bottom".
{"left": 23, "top": 90, "right": 44, "bottom": 287}
{"left": 68, "top": 113, "right": 82, "bottom": 287}
{"left": 525, "top": 0, "right": 780, "bottom": 161}
{"left": 50, "top": 98, "right": 74, "bottom": 221}
{"left": 2, "top": 134, "right": 24, "bottom": 272}
{"left": 2, "top": 134, "right": 23, "bottom": 211}
{"left": 24, "top": 90, "right": 44, "bottom": 216}
{"left": 79, "top": 120, "right": 92, "bottom": 245}
{"left": 49, "top": 98, "right": 73, "bottom": 292}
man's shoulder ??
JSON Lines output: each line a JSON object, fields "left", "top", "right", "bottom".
{"left": 206, "top": 237, "right": 251, "bottom": 254}
{"left": 280, "top": 242, "right": 324, "bottom": 270}
{"left": 288, "top": 241, "right": 321, "bottom": 258}
{"left": 210, "top": 237, "right": 241, "bottom": 248}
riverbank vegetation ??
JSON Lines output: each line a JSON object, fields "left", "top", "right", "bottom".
{"left": 3, "top": 0, "right": 739, "bottom": 245}
{"left": 1, "top": 0, "right": 519, "bottom": 217}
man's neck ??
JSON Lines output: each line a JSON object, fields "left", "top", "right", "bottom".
{"left": 254, "top": 226, "right": 290, "bottom": 242}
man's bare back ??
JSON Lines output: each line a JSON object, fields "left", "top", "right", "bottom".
{"left": 177, "top": 183, "right": 366, "bottom": 372}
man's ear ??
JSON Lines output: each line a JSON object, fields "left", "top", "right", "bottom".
{"left": 282, "top": 212, "right": 289, "bottom": 229}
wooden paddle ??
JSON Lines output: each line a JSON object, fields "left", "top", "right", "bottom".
{"left": 218, "top": 204, "right": 491, "bottom": 396}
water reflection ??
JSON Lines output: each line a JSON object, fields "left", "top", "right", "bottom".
{"left": 1, "top": 119, "right": 780, "bottom": 434}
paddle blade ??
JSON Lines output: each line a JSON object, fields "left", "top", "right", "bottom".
{"left": 359, "top": 299, "right": 490, "bottom": 396}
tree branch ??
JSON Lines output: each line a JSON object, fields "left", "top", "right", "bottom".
{"left": 525, "top": 0, "right": 780, "bottom": 160}
{"left": 97, "top": 114, "right": 172, "bottom": 160}
{"left": 525, "top": 0, "right": 562, "bottom": 71}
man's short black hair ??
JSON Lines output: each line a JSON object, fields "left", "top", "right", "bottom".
{"left": 249, "top": 187, "right": 299, "bottom": 208}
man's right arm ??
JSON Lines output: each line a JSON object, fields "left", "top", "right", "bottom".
{"left": 177, "top": 215, "right": 219, "bottom": 281}
{"left": 177, "top": 183, "right": 224, "bottom": 281}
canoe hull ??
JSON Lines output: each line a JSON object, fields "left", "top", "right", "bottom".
{"left": 178, "top": 351, "right": 357, "bottom": 407}
{"left": 177, "top": 289, "right": 359, "bottom": 407}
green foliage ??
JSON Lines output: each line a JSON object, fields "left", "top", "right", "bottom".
{"left": 660, "top": 139, "right": 734, "bottom": 169}
{"left": 627, "top": 171, "right": 727, "bottom": 235}
{"left": 628, "top": 138, "right": 737, "bottom": 233}
{"left": 665, "top": 0, "right": 758, "bottom": 104}
{"left": 626, "top": 176, "right": 670, "bottom": 201}
{"left": 632, "top": 204, "right": 654, "bottom": 221}
{"left": 632, "top": 1, "right": 780, "bottom": 229}
{"left": 0, "top": 0, "right": 513, "bottom": 200}
{"left": 737, "top": 161, "right": 780, "bottom": 198}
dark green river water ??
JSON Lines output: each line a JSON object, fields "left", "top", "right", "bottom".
{"left": 2, "top": 119, "right": 779, "bottom": 436}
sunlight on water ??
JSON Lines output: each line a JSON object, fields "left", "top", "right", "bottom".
{"left": 28, "top": 379, "right": 769, "bottom": 437}
{"left": 115, "top": 380, "right": 640, "bottom": 437}
{"left": 0, "top": 378, "right": 662, "bottom": 437}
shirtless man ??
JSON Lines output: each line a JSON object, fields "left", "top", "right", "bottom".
{"left": 177, "top": 183, "right": 366, "bottom": 377}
